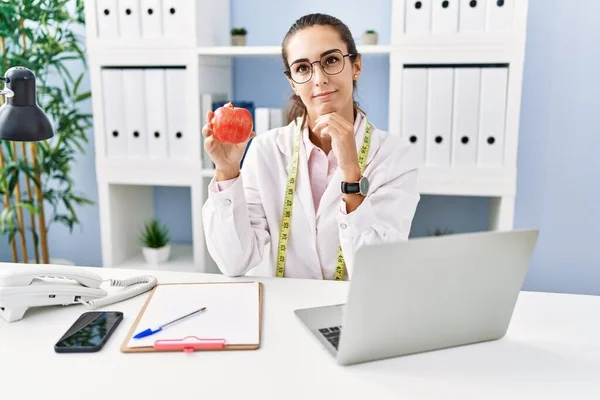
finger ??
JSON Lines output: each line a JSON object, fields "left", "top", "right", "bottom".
{"left": 206, "top": 110, "right": 214, "bottom": 123}
{"left": 202, "top": 123, "right": 213, "bottom": 138}
{"left": 320, "top": 117, "right": 350, "bottom": 140}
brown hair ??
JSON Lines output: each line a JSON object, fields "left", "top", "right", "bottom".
{"left": 281, "top": 13, "right": 362, "bottom": 126}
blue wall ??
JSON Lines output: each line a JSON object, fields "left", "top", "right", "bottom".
{"left": 1, "top": 0, "right": 598, "bottom": 296}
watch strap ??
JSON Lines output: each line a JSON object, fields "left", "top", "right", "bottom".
{"left": 341, "top": 181, "right": 360, "bottom": 194}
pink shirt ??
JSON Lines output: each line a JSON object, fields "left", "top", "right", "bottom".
{"left": 216, "top": 113, "right": 364, "bottom": 213}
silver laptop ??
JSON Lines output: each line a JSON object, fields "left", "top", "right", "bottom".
{"left": 294, "top": 229, "right": 539, "bottom": 366}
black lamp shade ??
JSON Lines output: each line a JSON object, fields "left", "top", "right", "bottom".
{"left": 0, "top": 67, "right": 54, "bottom": 142}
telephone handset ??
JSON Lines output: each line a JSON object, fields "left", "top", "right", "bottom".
{"left": 0, "top": 265, "right": 157, "bottom": 322}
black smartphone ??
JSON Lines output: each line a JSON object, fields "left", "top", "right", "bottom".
{"left": 54, "top": 311, "right": 123, "bottom": 353}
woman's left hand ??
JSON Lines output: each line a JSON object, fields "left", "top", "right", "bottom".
{"left": 313, "top": 113, "right": 361, "bottom": 181}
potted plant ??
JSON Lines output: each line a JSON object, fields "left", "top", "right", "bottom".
{"left": 0, "top": 1, "right": 94, "bottom": 265}
{"left": 231, "top": 27, "right": 247, "bottom": 46}
{"left": 139, "top": 219, "right": 171, "bottom": 265}
{"left": 363, "top": 29, "right": 378, "bottom": 45}
{"left": 429, "top": 228, "right": 454, "bottom": 236}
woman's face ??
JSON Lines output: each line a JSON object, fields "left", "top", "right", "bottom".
{"left": 285, "top": 26, "right": 361, "bottom": 120}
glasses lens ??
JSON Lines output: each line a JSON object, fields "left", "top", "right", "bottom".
{"left": 290, "top": 62, "right": 312, "bottom": 84}
{"left": 321, "top": 52, "right": 344, "bottom": 75}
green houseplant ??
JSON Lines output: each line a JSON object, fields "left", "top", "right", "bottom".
{"left": 0, "top": 0, "right": 93, "bottom": 264}
{"left": 363, "top": 29, "right": 378, "bottom": 45}
{"left": 139, "top": 219, "right": 171, "bottom": 265}
{"left": 231, "top": 27, "right": 247, "bottom": 46}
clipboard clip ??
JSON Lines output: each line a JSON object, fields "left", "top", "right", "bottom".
{"left": 154, "top": 336, "right": 226, "bottom": 353}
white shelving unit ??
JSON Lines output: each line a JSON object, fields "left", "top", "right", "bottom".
{"left": 85, "top": 0, "right": 528, "bottom": 272}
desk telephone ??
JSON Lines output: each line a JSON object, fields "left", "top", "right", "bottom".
{"left": 0, "top": 265, "right": 157, "bottom": 322}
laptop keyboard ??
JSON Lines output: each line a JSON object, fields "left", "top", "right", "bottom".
{"left": 318, "top": 326, "right": 342, "bottom": 349}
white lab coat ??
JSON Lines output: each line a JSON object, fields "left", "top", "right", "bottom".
{"left": 202, "top": 114, "right": 420, "bottom": 280}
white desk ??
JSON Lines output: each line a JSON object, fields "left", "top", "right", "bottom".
{"left": 1, "top": 264, "right": 599, "bottom": 400}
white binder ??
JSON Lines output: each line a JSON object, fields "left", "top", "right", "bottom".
{"left": 477, "top": 67, "right": 508, "bottom": 167}
{"left": 405, "top": 0, "right": 432, "bottom": 33}
{"left": 254, "top": 108, "right": 270, "bottom": 135}
{"left": 101, "top": 69, "right": 127, "bottom": 158}
{"left": 426, "top": 68, "right": 453, "bottom": 166}
{"left": 162, "top": 0, "right": 188, "bottom": 39}
{"left": 486, "top": 0, "right": 514, "bottom": 31}
{"left": 122, "top": 69, "right": 148, "bottom": 158}
{"left": 452, "top": 68, "right": 481, "bottom": 166}
{"left": 269, "top": 108, "right": 284, "bottom": 129}
{"left": 401, "top": 68, "right": 428, "bottom": 166}
{"left": 95, "top": 0, "right": 120, "bottom": 39}
{"left": 141, "top": 0, "right": 162, "bottom": 38}
{"left": 144, "top": 69, "right": 169, "bottom": 159}
{"left": 432, "top": 0, "right": 459, "bottom": 33}
{"left": 459, "top": 0, "right": 487, "bottom": 32}
{"left": 165, "top": 69, "right": 189, "bottom": 159}
{"left": 117, "top": 0, "right": 141, "bottom": 39}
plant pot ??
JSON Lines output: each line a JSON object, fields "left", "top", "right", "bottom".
{"left": 142, "top": 245, "right": 171, "bottom": 265}
{"left": 363, "top": 33, "right": 378, "bottom": 45}
{"left": 231, "top": 34, "right": 246, "bottom": 46}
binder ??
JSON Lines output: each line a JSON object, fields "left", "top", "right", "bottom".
{"left": 452, "top": 68, "right": 480, "bottom": 166}
{"left": 401, "top": 68, "right": 428, "bottom": 166}
{"left": 117, "top": 0, "right": 141, "bottom": 39}
{"left": 162, "top": 0, "right": 188, "bottom": 39}
{"left": 101, "top": 68, "right": 127, "bottom": 158}
{"left": 95, "top": 0, "right": 120, "bottom": 39}
{"left": 269, "top": 108, "right": 284, "bottom": 129}
{"left": 196, "top": 0, "right": 230, "bottom": 46}
{"left": 144, "top": 69, "right": 169, "bottom": 159}
{"left": 122, "top": 69, "right": 148, "bottom": 158}
{"left": 426, "top": 68, "right": 453, "bottom": 166}
{"left": 121, "top": 281, "right": 263, "bottom": 353}
{"left": 432, "top": 0, "right": 459, "bottom": 33}
{"left": 141, "top": 0, "right": 163, "bottom": 39}
{"left": 254, "top": 107, "right": 270, "bottom": 135}
{"left": 458, "top": 0, "right": 487, "bottom": 32}
{"left": 165, "top": 68, "right": 189, "bottom": 159}
{"left": 486, "top": 0, "right": 514, "bottom": 32}
{"left": 405, "top": 0, "right": 432, "bottom": 33}
{"left": 477, "top": 67, "right": 508, "bottom": 167}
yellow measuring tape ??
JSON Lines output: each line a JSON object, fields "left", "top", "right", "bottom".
{"left": 276, "top": 117, "right": 372, "bottom": 280}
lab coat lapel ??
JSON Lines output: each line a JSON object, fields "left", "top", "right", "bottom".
{"left": 316, "top": 118, "right": 380, "bottom": 219}
{"left": 276, "top": 122, "right": 316, "bottom": 234}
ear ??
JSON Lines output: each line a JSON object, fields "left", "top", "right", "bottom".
{"left": 352, "top": 54, "right": 363, "bottom": 79}
{"left": 285, "top": 73, "right": 298, "bottom": 96}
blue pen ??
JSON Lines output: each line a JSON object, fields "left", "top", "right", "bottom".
{"left": 133, "top": 306, "right": 207, "bottom": 339}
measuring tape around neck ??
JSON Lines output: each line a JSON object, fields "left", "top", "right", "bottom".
{"left": 275, "top": 117, "right": 373, "bottom": 280}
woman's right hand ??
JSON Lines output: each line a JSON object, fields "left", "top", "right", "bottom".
{"left": 202, "top": 110, "right": 255, "bottom": 181}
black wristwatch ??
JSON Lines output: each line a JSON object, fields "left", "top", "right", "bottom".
{"left": 341, "top": 176, "right": 369, "bottom": 196}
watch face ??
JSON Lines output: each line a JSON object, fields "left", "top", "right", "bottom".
{"left": 359, "top": 176, "right": 369, "bottom": 196}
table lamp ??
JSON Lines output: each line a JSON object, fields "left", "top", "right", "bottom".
{"left": 0, "top": 66, "right": 54, "bottom": 265}
{"left": 0, "top": 67, "right": 54, "bottom": 141}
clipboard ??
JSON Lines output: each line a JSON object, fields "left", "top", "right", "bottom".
{"left": 120, "top": 281, "right": 263, "bottom": 353}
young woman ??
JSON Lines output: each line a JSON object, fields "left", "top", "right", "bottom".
{"left": 202, "top": 13, "right": 420, "bottom": 280}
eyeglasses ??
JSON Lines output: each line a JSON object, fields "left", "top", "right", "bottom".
{"left": 285, "top": 50, "right": 356, "bottom": 84}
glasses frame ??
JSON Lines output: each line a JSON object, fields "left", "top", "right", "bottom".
{"left": 284, "top": 50, "right": 357, "bottom": 84}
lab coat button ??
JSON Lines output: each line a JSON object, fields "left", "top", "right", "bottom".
{"left": 340, "top": 223, "right": 347, "bottom": 230}
{"left": 223, "top": 199, "right": 232, "bottom": 206}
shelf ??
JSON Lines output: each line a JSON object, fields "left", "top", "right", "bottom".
{"left": 196, "top": 45, "right": 392, "bottom": 57}
{"left": 202, "top": 166, "right": 515, "bottom": 197}
{"left": 97, "top": 158, "right": 205, "bottom": 186}
{"left": 112, "top": 243, "right": 198, "bottom": 272}
{"left": 416, "top": 166, "right": 516, "bottom": 197}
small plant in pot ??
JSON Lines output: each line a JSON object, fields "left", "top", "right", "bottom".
{"left": 363, "top": 29, "right": 378, "bottom": 45}
{"left": 231, "top": 27, "right": 247, "bottom": 46}
{"left": 140, "top": 219, "right": 171, "bottom": 265}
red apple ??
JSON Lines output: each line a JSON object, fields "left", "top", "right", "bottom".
{"left": 211, "top": 102, "right": 253, "bottom": 144}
